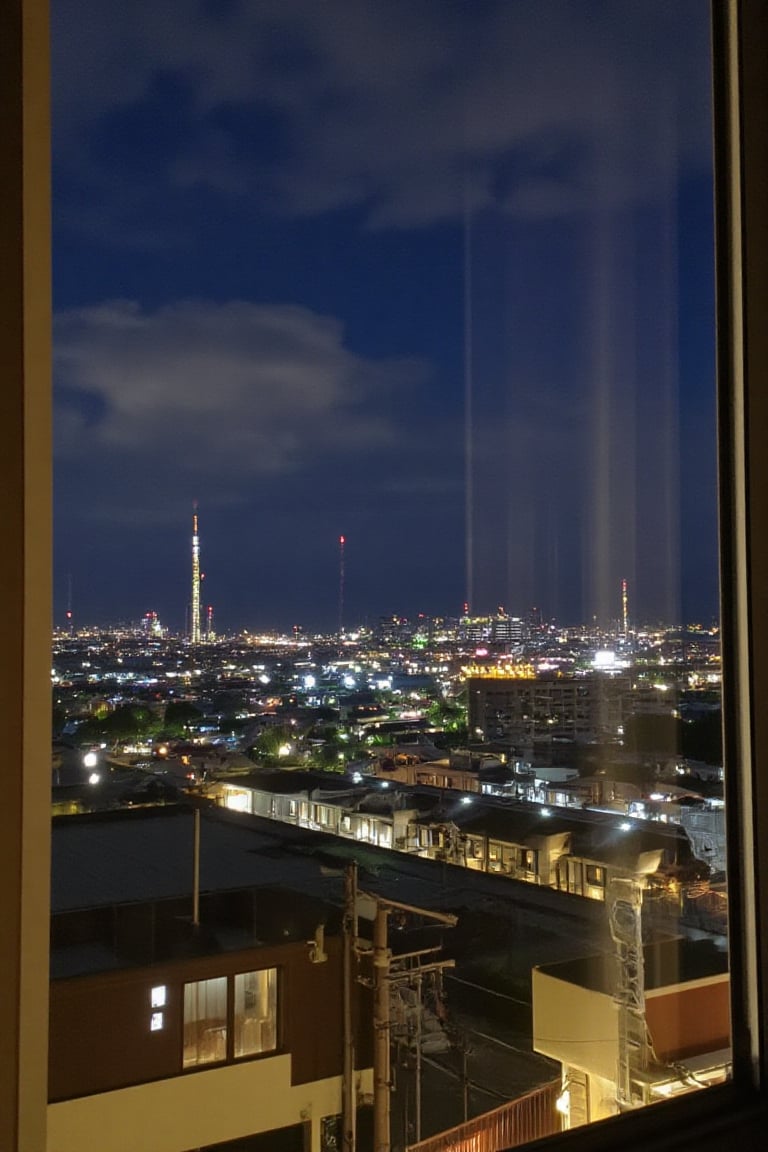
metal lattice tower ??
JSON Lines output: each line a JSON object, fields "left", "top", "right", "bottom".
{"left": 608, "top": 876, "right": 650, "bottom": 1110}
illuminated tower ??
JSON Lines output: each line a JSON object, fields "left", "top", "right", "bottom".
{"left": 66, "top": 572, "right": 73, "bottom": 634}
{"left": 338, "top": 535, "right": 346, "bottom": 636}
{"left": 621, "top": 578, "right": 629, "bottom": 637}
{"left": 191, "top": 503, "right": 201, "bottom": 644}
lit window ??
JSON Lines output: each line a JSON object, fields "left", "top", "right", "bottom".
{"left": 225, "top": 789, "right": 250, "bottom": 813}
{"left": 150, "top": 1012, "right": 164, "bottom": 1032}
{"left": 183, "top": 976, "right": 227, "bottom": 1068}
{"left": 233, "top": 969, "right": 278, "bottom": 1058}
{"left": 150, "top": 985, "right": 166, "bottom": 1008}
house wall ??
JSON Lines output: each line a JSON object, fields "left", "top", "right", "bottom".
{"left": 534, "top": 968, "right": 732, "bottom": 1128}
{"left": 646, "top": 976, "right": 731, "bottom": 1062}
{"left": 49, "top": 937, "right": 366, "bottom": 1101}
{"left": 47, "top": 1056, "right": 351, "bottom": 1152}
{"left": 532, "top": 971, "right": 619, "bottom": 1084}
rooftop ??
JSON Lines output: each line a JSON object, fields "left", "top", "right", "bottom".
{"left": 535, "top": 936, "right": 729, "bottom": 994}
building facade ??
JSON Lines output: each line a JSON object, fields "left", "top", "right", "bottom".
{"left": 468, "top": 676, "right": 628, "bottom": 762}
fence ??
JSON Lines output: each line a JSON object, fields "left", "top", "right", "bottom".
{"left": 406, "top": 1079, "right": 562, "bottom": 1152}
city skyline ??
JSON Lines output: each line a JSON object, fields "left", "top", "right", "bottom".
{"left": 52, "top": 0, "right": 717, "bottom": 633}
{"left": 57, "top": 512, "right": 719, "bottom": 641}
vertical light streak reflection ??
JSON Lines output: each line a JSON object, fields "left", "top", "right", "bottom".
{"left": 464, "top": 192, "right": 475, "bottom": 615}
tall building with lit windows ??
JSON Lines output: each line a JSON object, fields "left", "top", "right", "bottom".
{"left": 468, "top": 675, "right": 627, "bottom": 762}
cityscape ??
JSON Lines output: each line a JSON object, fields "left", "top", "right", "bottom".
{"left": 47, "top": 509, "right": 727, "bottom": 1152}
{"left": 42, "top": 3, "right": 728, "bottom": 1151}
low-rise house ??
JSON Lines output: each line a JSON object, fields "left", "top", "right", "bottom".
{"left": 532, "top": 936, "right": 730, "bottom": 1127}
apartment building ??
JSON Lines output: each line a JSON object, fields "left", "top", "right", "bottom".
{"left": 468, "top": 676, "right": 628, "bottom": 762}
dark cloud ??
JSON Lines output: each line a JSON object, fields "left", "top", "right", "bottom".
{"left": 54, "top": 299, "right": 428, "bottom": 522}
{"left": 53, "top": 0, "right": 712, "bottom": 231}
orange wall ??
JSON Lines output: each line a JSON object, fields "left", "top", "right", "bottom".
{"left": 646, "top": 977, "right": 730, "bottom": 1061}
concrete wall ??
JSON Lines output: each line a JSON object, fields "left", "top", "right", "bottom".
{"left": 48, "top": 1056, "right": 373, "bottom": 1152}
{"left": 532, "top": 970, "right": 619, "bottom": 1084}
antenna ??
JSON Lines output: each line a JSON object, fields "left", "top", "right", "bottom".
{"left": 66, "top": 572, "right": 73, "bottom": 632}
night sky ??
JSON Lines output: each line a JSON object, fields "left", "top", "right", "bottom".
{"left": 52, "top": 0, "right": 717, "bottom": 634}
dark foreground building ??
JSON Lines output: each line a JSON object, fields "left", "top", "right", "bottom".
{"left": 48, "top": 807, "right": 373, "bottom": 1152}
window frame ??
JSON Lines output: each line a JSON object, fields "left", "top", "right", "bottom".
{"left": 182, "top": 968, "right": 280, "bottom": 1071}
{"left": 514, "top": 2, "right": 768, "bottom": 1147}
{"left": 714, "top": 0, "right": 768, "bottom": 1101}
{"left": 3, "top": 0, "right": 768, "bottom": 1148}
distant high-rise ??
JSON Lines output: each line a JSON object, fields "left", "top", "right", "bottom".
{"left": 190, "top": 503, "right": 201, "bottom": 644}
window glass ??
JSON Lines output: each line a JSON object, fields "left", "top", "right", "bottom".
{"left": 51, "top": 0, "right": 728, "bottom": 1141}
{"left": 233, "top": 970, "right": 278, "bottom": 1059}
{"left": 150, "top": 985, "right": 166, "bottom": 1008}
{"left": 183, "top": 977, "right": 227, "bottom": 1068}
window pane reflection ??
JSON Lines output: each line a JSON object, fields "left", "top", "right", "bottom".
{"left": 50, "top": 0, "right": 729, "bottom": 1142}
{"left": 233, "top": 970, "right": 277, "bottom": 1059}
{"left": 183, "top": 977, "right": 227, "bottom": 1068}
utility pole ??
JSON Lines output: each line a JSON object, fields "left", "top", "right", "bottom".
{"left": 462, "top": 1042, "right": 469, "bottom": 1122}
{"left": 414, "top": 972, "right": 422, "bottom": 1143}
{"left": 342, "top": 862, "right": 358, "bottom": 1152}
{"left": 366, "top": 895, "right": 457, "bottom": 1152}
{"left": 373, "top": 901, "right": 391, "bottom": 1152}
{"left": 341, "top": 865, "right": 457, "bottom": 1152}
{"left": 192, "top": 806, "right": 201, "bottom": 927}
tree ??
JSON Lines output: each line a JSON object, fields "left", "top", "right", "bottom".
{"left": 247, "top": 726, "right": 303, "bottom": 766}
{"left": 164, "top": 700, "right": 203, "bottom": 736}
{"left": 80, "top": 705, "right": 159, "bottom": 749}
